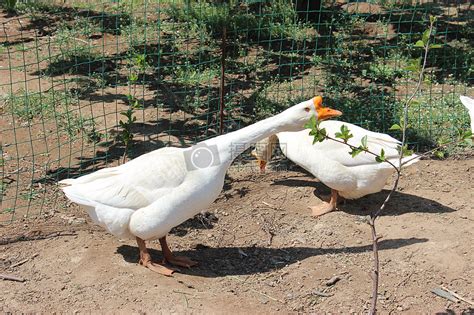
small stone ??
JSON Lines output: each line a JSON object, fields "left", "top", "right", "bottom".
{"left": 325, "top": 275, "right": 341, "bottom": 286}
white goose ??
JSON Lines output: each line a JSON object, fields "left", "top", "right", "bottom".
{"left": 460, "top": 95, "right": 474, "bottom": 134}
{"left": 60, "top": 96, "right": 342, "bottom": 275}
{"left": 253, "top": 121, "right": 419, "bottom": 216}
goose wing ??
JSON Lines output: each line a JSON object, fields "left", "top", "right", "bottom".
{"left": 60, "top": 147, "right": 187, "bottom": 210}
{"left": 311, "top": 121, "right": 403, "bottom": 167}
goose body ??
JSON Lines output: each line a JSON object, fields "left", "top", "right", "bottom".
{"left": 460, "top": 95, "right": 474, "bottom": 134}
{"left": 278, "top": 121, "right": 418, "bottom": 199}
{"left": 254, "top": 120, "right": 419, "bottom": 215}
{"left": 61, "top": 147, "right": 225, "bottom": 240}
{"left": 60, "top": 96, "right": 342, "bottom": 274}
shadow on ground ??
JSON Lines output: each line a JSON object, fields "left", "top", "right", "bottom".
{"left": 271, "top": 178, "right": 456, "bottom": 216}
{"left": 116, "top": 237, "right": 428, "bottom": 277}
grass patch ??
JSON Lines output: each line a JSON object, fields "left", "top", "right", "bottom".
{"left": 173, "top": 63, "right": 219, "bottom": 86}
{"left": 404, "top": 94, "right": 472, "bottom": 149}
{"left": 2, "top": 89, "right": 101, "bottom": 143}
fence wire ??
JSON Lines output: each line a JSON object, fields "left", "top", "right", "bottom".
{"left": 0, "top": 0, "right": 472, "bottom": 223}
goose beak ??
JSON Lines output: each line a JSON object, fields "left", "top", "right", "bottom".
{"left": 317, "top": 107, "right": 343, "bottom": 120}
{"left": 313, "top": 96, "right": 343, "bottom": 120}
{"left": 257, "top": 159, "right": 267, "bottom": 173}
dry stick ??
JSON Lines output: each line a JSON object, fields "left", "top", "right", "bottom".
{"left": 369, "top": 20, "right": 435, "bottom": 315}
{"left": 9, "top": 253, "right": 39, "bottom": 268}
{"left": 219, "top": 25, "right": 227, "bottom": 135}
{"left": 231, "top": 276, "right": 285, "bottom": 304}
{"left": 0, "top": 273, "right": 25, "bottom": 282}
{"left": 0, "top": 231, "right": 77, "bottom": 245}
{"left": 440, "top": 286, "right": 474, "bottom": 306}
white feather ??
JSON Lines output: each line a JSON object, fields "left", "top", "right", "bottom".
{"left": 60, "top": 97, "right": 329, "bottom": 240}
{"left": 259, "top": 120, "right": 420, "bottom": 200}
{"left": 460, "top": 95, "right": 474, "bottom": 134}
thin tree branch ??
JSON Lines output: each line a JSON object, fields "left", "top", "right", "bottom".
{"left": 321, "top": 134, "right": 399, "bottom": 169}
{"left": 369, "top": 18, "right": 435, "bottom": 315}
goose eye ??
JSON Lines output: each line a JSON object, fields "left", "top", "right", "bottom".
{"left": 304, "top": 107, "right": 310, "bottom": 112}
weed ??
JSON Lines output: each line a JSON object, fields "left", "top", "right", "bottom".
{"left": 0, "top": 181, "right": 7, "bottom": 198}
{"left": 174, "top": 63, "right": 219, "bottom": 86}
{"left": 404, "top": 94, "right": 472, "bottom": 150}
{"left": 1, "top": 0, "right": 17, "bottom": 12}
{"left": 165, "top": 0, "right": 312, "bottom": 42}
{"left": 2, "top": 208, "right": 14, "bottom": 214}
{"left": 2, "top": 89, "right": 100, "bottom": 142}
{"left": 119, "top": 51, "right": 149, "bottom": 162}
{"left": 3, "top": 89, "right": 55, "bottom": 121}
{"left": 20, "top": 189, "right": 38, "bottom": 201}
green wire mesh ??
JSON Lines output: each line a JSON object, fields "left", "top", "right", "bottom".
{"left": 1, "top": 0, "right": 472, "bottom": 223}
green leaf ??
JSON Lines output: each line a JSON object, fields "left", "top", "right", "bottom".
{"left": 389, "top": 124, "right": 401, "bottom": 131}
{"left": 434, "top": 150, "right": 445, "bottom": 159}
{"left": 349, "top": 146, "right": 363, "bottom": 158}
{"left": 375, "top": 148, "right": 386, "bottom": 163}
{"left": 404, "top": 58, "right": 421, "bottom": 73}
{"left": 409, "top": 99, "right": 420, "bottom": 106}
{"left": 129, "top": 73, "right": 138, "bottom": 83}
{"left": 429, "top": 15, "right": 437, "bottom": 24}
{"left": 361, "top": 135, "right": 368, "bottom": 150}
{"left": 414, "top": 40, "right": 425, "bottom": 48}
{"left": 304, "top": 115, "right": 317, "bottom": 130}
{"left": 335, "top": 124, "right": 353, "bottom": 143}
{"left": 422, "top": 29, "right": 431, "bottom": 45}
{"left": 462, "top": 130, "right": 472, "bottom": 140}
{"left": 429, "top": 44, "right": 442, "bottom": 49}
{"left": 398, "top": 144, "right": 414, "bottom": 158}
{"left": 313, "top": 128, "right": 327, "bottom": 144}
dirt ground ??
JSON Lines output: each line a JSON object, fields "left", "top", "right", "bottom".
{"left": 1, "top": 155, "right": 473, "bottom": 313}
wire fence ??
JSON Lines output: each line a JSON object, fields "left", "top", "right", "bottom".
{"left": 0, "top": 0, "right": 472, "bottom": 223}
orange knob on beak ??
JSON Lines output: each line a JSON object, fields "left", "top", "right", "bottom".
{"left": 313, "top": 96, "right": 343, "bottom": 120}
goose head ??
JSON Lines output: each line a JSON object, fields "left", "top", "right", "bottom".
{"left": 251, "top": 134, "right": 279, "bottom": 172}
{"left": 280, "top": 96, "right": 342, "bottom": 132}
{"left": 252, "top": 96, "right": 342, "bottom": 172}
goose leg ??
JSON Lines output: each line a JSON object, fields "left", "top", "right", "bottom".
{"left": 136, "top": 237, "right": 175, "bottom": 276}
{"left": 309, "top": 189, "right": 338, "bottom": 217}
{"left": 160, "top": 236, "right": 198, "bottom": 268}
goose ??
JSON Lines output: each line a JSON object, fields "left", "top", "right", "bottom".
{"left": 460, "top": 95, "right": 474, "bottom": 134}
{"left": 60, "top": 96, "right": 342, "bottom": 275}
{"left": 252, "top": 121, "right": 419, "bottom": 217}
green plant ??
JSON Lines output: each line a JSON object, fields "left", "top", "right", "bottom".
{"left": 174, "top": 63, "right": 219, "bottom": 86}
{"left": 2, "top": 207, "right": 14, "bottom": 214}
{"left": 404, "top": 95, "right": 473, "bottom": 150}
{"left": 2, "top": 89, "right": 99, "bottom": 142}
{"left": 20, "top": 189, "right": 38, "bottom": 201}
{"left": 2, "top": 0, "right": 17, "bottom": 12}
{"left": 119, "top": 52, "right": 149, "bottom": 162}
{"left": 3, "top": 90, "right": 55, "bottom": 121}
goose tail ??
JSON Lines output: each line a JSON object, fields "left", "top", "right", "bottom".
{"left": 460, "top": 95, "right": 474, "bottom": 135}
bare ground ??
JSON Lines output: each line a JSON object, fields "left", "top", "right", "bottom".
{"left": 1, "top": 156, "right": 473, "bottom": 313}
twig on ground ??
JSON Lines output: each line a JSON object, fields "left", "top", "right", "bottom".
{"left": 9, "top": 253, "right": 39, "bottom": 268}
{"left": 440, "top": 286, "right": 474, "bottom": 306}
{"left": 0, "top": 231, "right": 77, "bottom": 245}
{"left": 262, "top": 201, "right": 276, "bottom": 208}
{"left": 312, "top": 290, "right": 333, "bottom": 297}
{"left": 0, "top": 273, "right": 25, "bottom": 282}
{"left": 231, "top": 276, "right": 285, "bottom": 304}
{"left": 396, "top": 270, "right": 415, "bottom": 288}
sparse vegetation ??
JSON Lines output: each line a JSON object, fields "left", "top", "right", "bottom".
{"left": 0, "top": 1, "right": 473, "bottom": 313}
{"left": 2, "top": 90, "right": 100, "bottom": 143}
